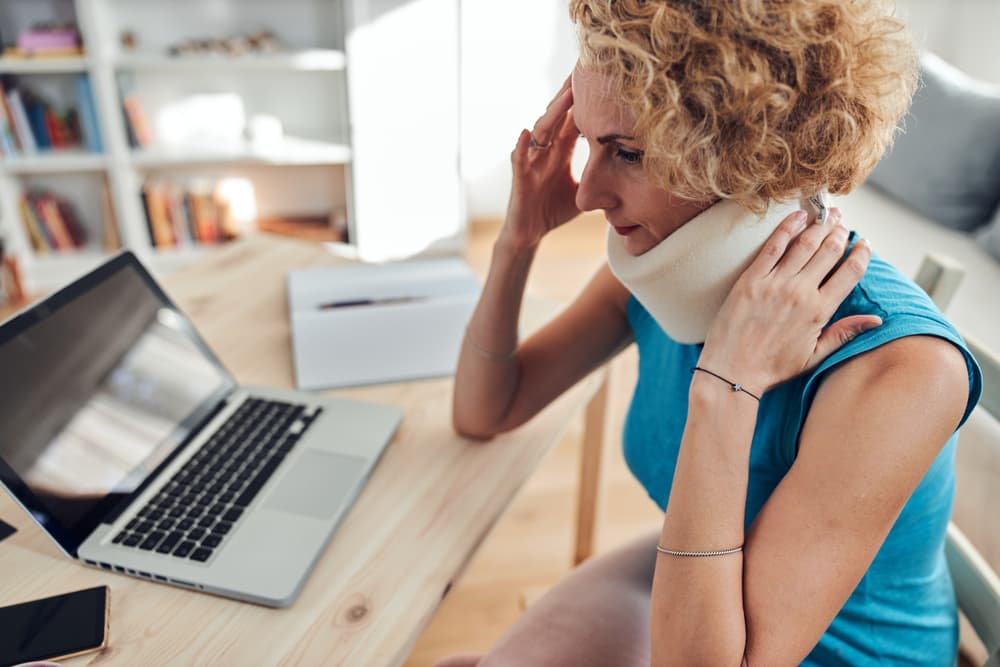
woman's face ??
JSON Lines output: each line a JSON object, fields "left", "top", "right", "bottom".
{"left": 572, "top": 66, "right": 709, "bottom": 256}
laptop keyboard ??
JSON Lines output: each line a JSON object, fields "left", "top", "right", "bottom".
{"left": 112, "top": 398, "right": 322, "bottom": 563}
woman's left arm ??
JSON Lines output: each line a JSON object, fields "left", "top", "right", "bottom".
{"left": 649, "top": 212, "right": 971, "bottom": 667}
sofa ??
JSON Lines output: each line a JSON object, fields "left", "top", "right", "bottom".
{"left": 836, "top": 184, "right": 1000, "bottom": 354}
{"left": 839, "top": 52, "right": 1000, "bottom": 355}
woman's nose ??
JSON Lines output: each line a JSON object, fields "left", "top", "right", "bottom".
{"left": 575, "top": 157, "right": 616, "bottom": 213}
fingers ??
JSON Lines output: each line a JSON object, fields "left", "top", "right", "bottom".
{"left": 511, "top": 128, "right": 532, "bottom": 164}
{"left": 531, "top": 86, "right": 573, "bottom": 146}
{"left": 798, "top": 220, "right": 849, "bottom": 282}
{"left": 819, "top": 235, "right": 873, "bottom": 306}
{"left": 774, "top": 208, "right": 845, "bottom": 276}
{"left": 744, "top": 210, "right": 808, "bottom": 279}
{"left": 558, "top": 108, "right": 578, "bottom": 142}
{"left": 810, "top": 313, "right": 882, "bottom": 366}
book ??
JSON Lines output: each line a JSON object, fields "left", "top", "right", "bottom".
{"left": 100, "top": 181, "right": 120, "bottom": 251}
{"left": 74, "top": 75, "right": 103, "bottom": 152}
{"left": 43, "top": 108, "right": 72, "bottom": 147}
{"left": 187, "top": 184, "right": 220, "bottom": 243}
{"left": 55, "top": 198, "right": 86, "bottom": 247}
{"left": 144, "top": 182, "right": 176, "bottom": 248}
{"left": 6, "top": 89, "right": 37, "bottom": 154}
{"left": 287, "top": 258, "right": 481, "bottom": 389}
{"left": 19, "top": 195, "right": 50, "bottom": 252}
{"left": 26, "top": 99, "right": 50, "bottom": 149}
{"left": 123, "top": 95, "right": 152, "bottom": 147}
{"left": 165, "top": 181, "right": 192, "bottom": 247}
{"left": 0, "top": 83, "right": 18, "bottom": 156}
{"left": 16, "top": 27, "right": 80, "bottom": 53}
{"left": 35, "top": 195, "right": 76, "bottom": 249}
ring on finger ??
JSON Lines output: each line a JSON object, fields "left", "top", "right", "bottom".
{"left": 529, "top": 133, "right": 552, "bottom": 150}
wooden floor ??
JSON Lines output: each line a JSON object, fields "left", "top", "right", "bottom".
{"left": 404, "top": 215, "right": 664, "bottom": 666}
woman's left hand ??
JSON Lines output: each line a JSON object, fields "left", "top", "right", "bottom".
{"left": 698, "top": 208, "right": 882, "bottom": 396}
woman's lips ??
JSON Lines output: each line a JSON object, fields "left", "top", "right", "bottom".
{"left": 613, "top": 225, "right": 640, "bottom": 236}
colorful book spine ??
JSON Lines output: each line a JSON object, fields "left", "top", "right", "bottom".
{"left": 143, "top": 182, "right": 176, "bottom": 248}
{"left": 26, "top": 101, "right": 51, "bottom": 149}
{"left": 0, "top": 84, "right": 18, "bottom": 156}
{"left": 123, "top": 96, "right": 152, "bottom": 147}
{"left": 18, "top": 196, "right": 50, "bottom": 253}
{"left": 36, "top": 196, "right": 76, "bottom": 249}
{"left": 6, "top": 89, "right": 37, "bottom": 154}
{"left": 74, "top": 75, "right": 103, "bottom": 153}
{"left": 43, "top": 109, "right": 70, "bottom": 148}
{"left": 56, "top": 199, "right": 86, "bottom": 247}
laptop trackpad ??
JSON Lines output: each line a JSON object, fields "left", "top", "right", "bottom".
{"left": 264, "top": 450, "right": 367, "bottom": 519}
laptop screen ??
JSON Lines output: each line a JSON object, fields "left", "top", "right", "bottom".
{"left": 0, "top": 253, "right": 235, "bottom": 554}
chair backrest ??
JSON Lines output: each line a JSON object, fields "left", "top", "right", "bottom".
{"left": 948, "top": 522, "right": 1000, "bottom": 667}
{"left": 914, "top": 254, "right": 1000, "bottom": 667}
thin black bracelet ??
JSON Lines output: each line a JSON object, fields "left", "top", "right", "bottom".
{"left": 690, "top": 366, "right": 761, "bottom": 401}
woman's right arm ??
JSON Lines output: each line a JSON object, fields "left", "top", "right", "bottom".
{"left": 453, "top": 78, "right": 631, "bottom": 439}
{"left": 454, "top": 252, "right": 632, "bottom": 439}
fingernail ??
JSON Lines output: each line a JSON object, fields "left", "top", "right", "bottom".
{"left": 860, "top": 317, "right": 883, "bottom": 334}
{"left": 859, "top": 236, "right": 871, "bottom": 248}
{"left": 792, "top": 210, "right": 808, "bottom": 228}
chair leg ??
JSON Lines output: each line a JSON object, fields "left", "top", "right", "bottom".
{"left": 574, "top": 369, "right": 611, "bottom": 565}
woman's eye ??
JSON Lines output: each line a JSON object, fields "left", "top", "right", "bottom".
{"left": 616, "top": 147, "right": 643, "bottom": 164}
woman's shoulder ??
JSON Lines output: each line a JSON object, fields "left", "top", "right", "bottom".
{"left": 835, "top": 248, "right": 941, "bottom": 322}
{"left": 808, "top": 248, "right": 983, "bottom": 428}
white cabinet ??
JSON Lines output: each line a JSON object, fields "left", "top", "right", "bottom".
{"left": 0, "top": 0, "right": 462, "bottom": 289}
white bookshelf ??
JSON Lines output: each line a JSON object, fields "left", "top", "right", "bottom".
{"left": 0, "top": 56, "right": 89, "bottom": 74}
{"left": 2, "top": 150, "right": 108, "bottom": 174}
{"left": 0, "top": 0, "right": 463, "bottom": 290}
{"left": 129, "top": 138, "right": 352, "bottom": 169}
{"left": 112, "top": 50, "right": 348, "bottom": 73}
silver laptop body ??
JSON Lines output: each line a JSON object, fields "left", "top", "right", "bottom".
{"left": 0, "top": 251, "right": 401, "bottom": 607}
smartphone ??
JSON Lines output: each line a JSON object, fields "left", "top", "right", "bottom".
{"left": 0, "top": 585, "right": 109, "bottom": 666}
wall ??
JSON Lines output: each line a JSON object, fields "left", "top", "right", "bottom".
{"left": 459, "top": 0, "right": 1000, "bottom": 220}
{"left": 897, "top": 0, "right": 1000, "bottom": 84}
{"left": 460, "top": 0, "right": 576, "bottom": 220}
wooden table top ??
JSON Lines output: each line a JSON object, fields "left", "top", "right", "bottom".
{"left": 0, "top": 235, "right": 605, "bottom": 666}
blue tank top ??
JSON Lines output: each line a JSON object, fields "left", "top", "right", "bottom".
{"left": 623, "top": 246, "right": 983, "bottom": 665}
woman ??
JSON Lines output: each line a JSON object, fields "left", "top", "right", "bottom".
{"left": 443, "top": 1, "right": 982, "bottom": 665}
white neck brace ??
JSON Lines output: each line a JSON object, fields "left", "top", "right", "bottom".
{"left": 607, "top": 195, "right": 826, "bottom": 344}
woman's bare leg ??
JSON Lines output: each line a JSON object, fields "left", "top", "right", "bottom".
{"left": 434, "top": 530, "right": 659, "bottom": 667}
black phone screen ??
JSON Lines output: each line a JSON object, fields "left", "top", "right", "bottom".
{"left": 0, "top": 585, "right": 108, "bottom": 666}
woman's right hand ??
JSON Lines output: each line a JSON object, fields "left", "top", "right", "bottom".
{"left": 501, "top": 76, "right": 583, "bottom": 251}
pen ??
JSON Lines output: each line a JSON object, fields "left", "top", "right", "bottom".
{"left": 318, "top": 296, "right": 426, "bottom": 310}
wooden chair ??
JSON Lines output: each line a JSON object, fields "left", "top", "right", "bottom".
{"left": 915, "top": 255, "right": 1000, "bottom": 667}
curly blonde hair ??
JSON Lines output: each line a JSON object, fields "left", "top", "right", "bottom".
{"left": 570, "top": 0, "right": 917, "bottom": 213}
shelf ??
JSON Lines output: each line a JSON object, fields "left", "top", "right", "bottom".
{"left": 112, "top": 50, "right": 347, "bottom": 73}
{"left": 0, "top": 56, "right": 89, "bottom": 74}
{"left": 130, "top": 138, "right": 351, "bottom": 168}
{"left": 1, "top": 151, "right": 108, "bottom": 174}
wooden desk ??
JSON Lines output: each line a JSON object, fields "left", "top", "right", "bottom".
{"left": 0, "top": 236, "right": 609, "bottom": 666}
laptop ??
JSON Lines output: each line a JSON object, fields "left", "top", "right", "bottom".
{"left": 0, "top": 251, "right": 402, "bottom": 607}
